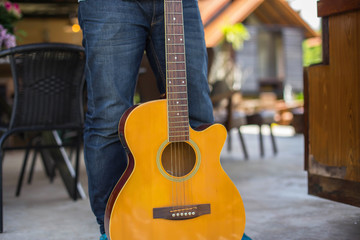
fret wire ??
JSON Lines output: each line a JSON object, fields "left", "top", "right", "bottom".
{"left": 168, "top": 132, "right": 189, "bottom": 135}
{"left": 167, "top": 51, "right": 185, "bottom": 54}
{"left": 169, "top": 98, "right": 188, "bottom": 101}
{"left": 170, "top": 124, "right": 187, "bottom": 131}
{"left": 167, "top": 60, "right": 185, "bottom": 63}
{"left": 168, "top": 115, "right": 188, "bottom": 118}
{"left": 170, "top": 131, "right": 189, "bottom": 134}
{"left": 168, "top": 104, "right": 188, "bottom": 107}
{"left": 168, "top": 114, "right": 189, "bottom": 117}
{"left": 167, "top": 43, "right": 185, "bottom": 46}
{"left": 168, "top": 118, "right": 189, "bottom": 121}
{"left": 167, "top": 98, "right": 188, "bottom": 100}
{"left": 169, "top": 127, "right": 189, "bottom": 130}
{"left": 169, "top": 126, "right": 189, "bottom": 129}
{"left": 166, "top": 68, "right": 186, "bottom": 71}
{"left": 168, "top": 126, "right": 189, "bottom": 130}
{"left": 169, "top": 139, "right": 190, "bottom": 142}
{"left": 169, "top": 135, "right": 189, "bottom": 138}
{"left": 169, "top": 120, "right": 188, "bottom": 123}
{"left": 166, "top": 63, "right": 186, "bottom": 66}
{"left": 169, "top": 109, "right": 188, "bottom": 112}
{"left": 168, "top": 102, "right": 188, "bottom": 104}
{"left": 168, "top": 116, "right": 189, "bottom": 119}
{"left": 168, "top": 116, "right": 188, "bottom": 118}
{"left": 167, "top": 96, "right": 187, "bottom": 98}
{"left": 168, "top": 80, "right": 186, "bottom": 83}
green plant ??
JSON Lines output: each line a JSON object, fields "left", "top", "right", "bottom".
{"left": 303, "top": 39, "right": 322, "bottom": 66}
{"left": 221, "top": 23, "right": 250, "bottom": 50}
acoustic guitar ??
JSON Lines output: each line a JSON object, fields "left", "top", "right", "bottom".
{"left": 104, "top": 0, "right": 246, "bottom": 239}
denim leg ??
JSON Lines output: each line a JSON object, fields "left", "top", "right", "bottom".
{"left": 78, "top": 0, "right": 151, "bottom": 234}
{"left": 79, "top": 0, "right": 214, "bottom": 235}
{"left": 146, "top": 0, "right": 214, "bottom": 128}
{"left": 183, "top": 0, "right": 214, "bottom": 127}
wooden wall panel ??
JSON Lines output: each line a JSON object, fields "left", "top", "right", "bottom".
{"left": 308, "top": 10, "right": 360, "bottom": 183}
{"left": 317, "top": 0, "right": 360, "bottom": 17}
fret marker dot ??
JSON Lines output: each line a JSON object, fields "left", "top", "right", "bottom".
{"left": 180, "top": 38, "right": 183, "bottom": 41}
{"left": 169, "top": 81, "right": 172, "bottom": 84}
{"left": 177, "top": 113, "right": 180, "bottom": 115}
{"left": 168, "top": 38, "right": 170, "bottom": 41}
{"left": 182, "top": 81, "right": 185, "bottom": 83}
{"left": 173, "top": 17, "right": 176, "bottom": 20}
{"left": 176, "top": 101, "right": 179, "bottom": 104}
{"left": 175, "top": 56, "right": 177, "bottom": 60}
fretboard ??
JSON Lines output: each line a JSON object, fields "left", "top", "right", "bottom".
{"left": 165, "top": 0, "right": 189, "bottom": 142}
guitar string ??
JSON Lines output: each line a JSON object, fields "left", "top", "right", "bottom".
{"left": 188, "top": 141, "right": 192, "bottom": 207}
{"left": 177, "top": 142, "right": 181, "bottom": 207}
{"left": 176, "top": 1, "right": 182, "bottom": 208}
{"left": 180, "top": 0, "right": 191, "bottom": 208}
{"left": 166, "top": 0, "right": 175, "bottom": 212}
{"left": 169, "top": 0, "right": 176, "bottom": 209}
{"left": 181, "top": 142, "right": 185, "bottom": 206}
{"left": 178, "top": 0, "right": 187, "bottom": 208}
{"left": 166, "top": 0, "right": 191, "bottom": 209}
{"left": 171, "top": 143, "right": 174, "bottom": 210}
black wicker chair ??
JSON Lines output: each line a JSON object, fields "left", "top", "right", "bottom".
{"left": 0, "top": 43, "right": 86, "bottom": 233}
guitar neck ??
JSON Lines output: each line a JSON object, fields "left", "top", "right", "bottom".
{"left": 165, "top": 0, "right": 190, "bottom": 142}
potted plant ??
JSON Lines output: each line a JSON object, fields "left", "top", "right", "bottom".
{"left": 0, "top": 0, "right": 22, "bottom": 50}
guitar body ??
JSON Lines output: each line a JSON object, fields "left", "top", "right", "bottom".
{"left": 105, "top": 99, "right": 246, "bottom": 239}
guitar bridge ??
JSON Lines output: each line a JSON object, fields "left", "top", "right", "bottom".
{"left": 153, "top": 204, "right": 210, "bottom": 220}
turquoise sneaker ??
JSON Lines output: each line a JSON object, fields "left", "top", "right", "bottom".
{"left": 242, "top": 233, "right": 252, "bottom": 240}
{"left": 100, "top": 234, "right": 108, "bottom": 240}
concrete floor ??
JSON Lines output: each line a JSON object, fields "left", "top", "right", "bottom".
{"left": 1, "top": 126, "right": 360, "bottom": 240}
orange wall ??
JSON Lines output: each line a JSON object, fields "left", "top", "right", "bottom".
{"left": 15, "top": 18, "right": 83, "bottom": 46}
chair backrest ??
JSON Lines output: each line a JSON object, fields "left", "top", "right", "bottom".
{"left": 0, "top": 43, "right": 85, "bottom": 132}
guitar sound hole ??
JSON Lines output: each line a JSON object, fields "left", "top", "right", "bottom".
{"left": 161, "top": 142, "right": 196, "bottom": 177}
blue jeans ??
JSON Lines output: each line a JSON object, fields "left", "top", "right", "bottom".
{"left": 78, "top": 0, "right": 214, "bottom": 235}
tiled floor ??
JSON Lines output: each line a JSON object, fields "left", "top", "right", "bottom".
{"left": 1, "top": 126, "right": 359, "bottom": 240}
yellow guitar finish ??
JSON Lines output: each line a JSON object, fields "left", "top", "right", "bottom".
{"left": 107, "top": 99, "right": 246, "bottom": 239}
